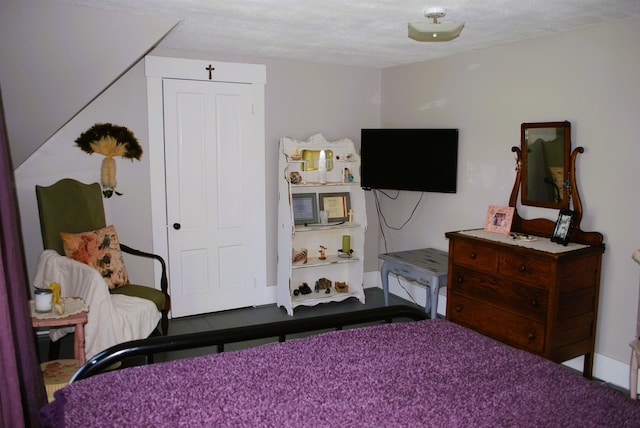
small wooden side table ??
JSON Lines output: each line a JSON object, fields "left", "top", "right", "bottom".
{"left": 31, "top": 297, "right": 88, "bottom": 366}
{"left": 31, "top": 297, "right": 88, "bottom": 401}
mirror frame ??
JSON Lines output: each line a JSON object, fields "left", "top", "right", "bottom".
{"left": 508, "top": 122, "right": 603, "bottom": 246}
{"left": 521, "top": 121, "right": 571, "bottom": 209}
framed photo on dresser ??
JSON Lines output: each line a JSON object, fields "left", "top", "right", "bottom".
{"left": 484, "top": 205, "right": 514, "bottom": 235}
{"left": 551, "top": 208, "right": 577, "bottom": 246}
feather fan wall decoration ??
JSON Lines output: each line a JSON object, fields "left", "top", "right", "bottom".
{"left": 75, "top": 123, "right": 143, "bottom": 197}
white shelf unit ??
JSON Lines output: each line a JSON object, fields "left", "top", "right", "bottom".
{"left": 277, "top": 134, "right": 366, "bottom": 316}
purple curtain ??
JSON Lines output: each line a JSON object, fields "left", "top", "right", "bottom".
{"left": 0, "top": 88, "right": 47, "bottom": 425}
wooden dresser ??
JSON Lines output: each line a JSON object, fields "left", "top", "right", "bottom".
{"left": 445, "top": 229, "right": 604, "bottom": 378}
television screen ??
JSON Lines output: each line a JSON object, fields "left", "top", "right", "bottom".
{"left": 360, "top": 129, "right": 459, "bottom": 193}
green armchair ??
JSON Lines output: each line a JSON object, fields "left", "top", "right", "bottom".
{"left": 35, "top": 178, "right": 170, "bottom": 336}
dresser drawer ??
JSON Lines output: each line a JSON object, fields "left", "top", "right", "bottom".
{"left": 450, "top": 266, "right": 548, "bottom": 322}
{"left": 450, "top": 239, "right": 498, "bottom": 273}
{"left": 448, "top": 293, "right": 545, "bottom": 354}
{"left": 498, "top": 251, "right": 554, "bottom": 287}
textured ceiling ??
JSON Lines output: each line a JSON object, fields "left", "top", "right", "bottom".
{"left": 60, "top": 0, "right": 640, "bottom": 68}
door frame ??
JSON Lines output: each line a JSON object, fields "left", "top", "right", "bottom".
{"left": 145, "top": 56, "right": 267, "bottom": 316}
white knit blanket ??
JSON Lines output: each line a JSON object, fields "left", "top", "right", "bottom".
{"left": 33, "top": 250, "right": 160, "bottom": 360}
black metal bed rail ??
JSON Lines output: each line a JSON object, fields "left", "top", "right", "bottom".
{"left": 71, "top": 305, "right": 428, "bottom": 382}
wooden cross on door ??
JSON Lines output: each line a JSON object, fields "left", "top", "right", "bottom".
{"left": 206, "top": 64, "right": 215, "bottom": 80}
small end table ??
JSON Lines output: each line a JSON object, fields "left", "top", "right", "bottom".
{"left": 31, "top": 297, "right": 88, "bottom": 366}
{"left": 379, "top": 248, "right": 449, "bottom": 319}
{"left": 31, "top": 297, "right": 88, "bottom": 401}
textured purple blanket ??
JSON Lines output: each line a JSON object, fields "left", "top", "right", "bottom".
{"left": 41, "top": 320, "right": 640, "bottom": 427}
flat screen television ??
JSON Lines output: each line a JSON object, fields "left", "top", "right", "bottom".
{"left": 360, "top": 128, "right": 459, "bottom": 193}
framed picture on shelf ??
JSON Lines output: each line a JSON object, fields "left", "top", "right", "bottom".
{"left": 292, "top": 193, "right": 318, "bottom": 225}
{"left": 319, "top": 192, "right": 351, "bottom": 222}
{"left": 551, "top": 208, "right": 577, "bottom": 246}
{"left": 484, "top": 205, "right": 514, "bottom": 235}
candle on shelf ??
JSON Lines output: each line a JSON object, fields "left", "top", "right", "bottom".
{"left": 342, "top": 235, "right": 351, "bottom": 253}
{"left": 318, "top": 150, "right": 326, "bottom": 184}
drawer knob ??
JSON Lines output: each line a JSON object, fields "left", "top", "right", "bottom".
{"left": 456, "top": 305, "right": 462, "bottom": 312}
{"left": 527, "top": 332, "right": 535, "bottom": 340}
{"left": 520, "top": 264, "right": 527, "bottom": 272}
{"left": 531, "top": 300, "right": 538, "bottom": 307}
{"left": 457, "top": 276, "right": 463, "bottom": 284}
{"left": 470, "top": 252, "right": 476, "bottom": 260}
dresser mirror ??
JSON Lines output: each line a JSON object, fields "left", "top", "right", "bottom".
{"left": 521, "top": 121, "right": 571, "bottom": 209}
{"left": 508, "top": 121, "right": 603, "bottom": 246}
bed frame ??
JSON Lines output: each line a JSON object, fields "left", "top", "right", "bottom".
{"left": 72, "top": 305, "right": 428, "bottom": 382}
{"left": 43, "top": 304, "right": 640, "bottom": 427}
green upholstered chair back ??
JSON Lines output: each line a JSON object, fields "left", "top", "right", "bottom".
{"left": 36, "top": 179, "right": 107, "bottom": 255}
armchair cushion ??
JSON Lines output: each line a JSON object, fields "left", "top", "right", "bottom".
{"left": 111, "top": 284, "right": 166, "bottom": 312}
{"left": 60, "top": 225, "right": 129, "bottom": 289}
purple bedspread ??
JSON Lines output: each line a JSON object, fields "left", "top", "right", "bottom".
{"left": 41, "top": 320, "right": 640, "bottom": 427}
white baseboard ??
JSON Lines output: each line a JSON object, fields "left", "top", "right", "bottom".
{"left": 365, "top": 269, "right": 632, "bottom": 392}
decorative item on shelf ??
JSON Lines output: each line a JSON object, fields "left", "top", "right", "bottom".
{"left": 344, "top": 167, "right": 353, "bottom": 183}
{"left": 292, "top": 248, "right": 308, "bottom": 264}
{"left": 484, "top": 205, "right": 514, "bottom": 235}
{"left": 335, "top": 282, "right": 349, "bottom": 293}
{"left": 342, "top": 235, "right": 351, "bottom": 253}
{"left": 75, "top": 123, "right": 143, "bottom": 198}
{"left": 319, "top": 192, "right": 351, "bottom": 222}
{"left": 293, "top": 282, "right": 313, "bottom": 296}
{"left": 315, "top": 277, "right": 332, "bottom": 294}
{"left": 292, "top": 193, "right": 318, "bottom": 225}
{"left": 290, "top": 171, "right": 303, "bottom": 185}
{"left": 338, "top": 249, "right": 353, "bottom": 258}
{"left": 318, "top": 149, "right": 327, "bottom": 184}
{"left": 290, "top": 148, "right": 302, "bottom": 160}
{"left": 338, "top": 235, "right": 353, "bottom": 258}
{"left": 335, "top": 153, "right": 352, "bottom": 161}
{"left": 319, "top": 245, "right": 327, "bottom": 260}
{"left": 319, "top": 210, "right": 329, "bottom": 224}
{"left": 348, "top": 209, "right": 354, "bottom": 223}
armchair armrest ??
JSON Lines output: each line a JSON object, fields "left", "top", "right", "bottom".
{"left": 119, "top": 244, "right": 168, "bottom": 296}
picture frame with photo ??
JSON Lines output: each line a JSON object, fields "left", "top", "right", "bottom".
{"left": 551, "top": 208, "right": 577, "bottom": 246}
{"left": 484, "top": 205, "right": 515, "bottom": 235}
{"left": 319, "top": 192, "right": 351, "bottom": 222}
{"left": 292, "top": 193, "right": 318, "bottom": 225}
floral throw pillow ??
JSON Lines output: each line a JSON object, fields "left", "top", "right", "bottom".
{"left": 60, "top": 225, "right": 129, "bottom": 289}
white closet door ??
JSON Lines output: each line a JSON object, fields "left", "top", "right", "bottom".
{"left": 163, "top": 78, "right": 266, "bottom": 317}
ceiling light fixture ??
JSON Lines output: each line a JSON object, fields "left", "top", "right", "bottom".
{"left": 408, "top": 7, "right": 464, "bottom": 42}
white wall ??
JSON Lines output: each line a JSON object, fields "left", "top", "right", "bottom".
{"left": 378, "top": 18, "right": 640, "bottom": 367}
{"left": 15, "top": 61, "right": 156, "bottom": 285}
{"left": 15, "top": 48, "right": 382, "bottom": 299}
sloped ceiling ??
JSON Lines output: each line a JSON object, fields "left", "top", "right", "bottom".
{"left": 0, "top": 0, "right": 178, "bottom": 166}
{"left": 3, "top": 0, "right": 640, "bottom": 166}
